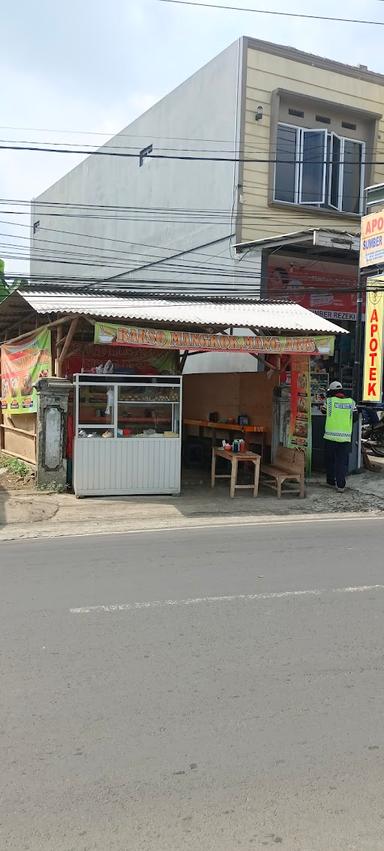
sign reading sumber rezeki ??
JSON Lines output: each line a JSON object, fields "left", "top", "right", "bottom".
{"left": 360, "top": 210, "right": 384, "bottom": 269}
{"left": 362, "top": 277, "right": 384, "bottom": 403}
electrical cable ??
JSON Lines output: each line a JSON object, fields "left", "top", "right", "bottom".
{"left": 0, "top": 142, "right": 380, "bottom": 165}
{"left": 0, "top": 127, "right": 377, "bottom": 149}
{"left": 2, "top": 129, "right": 378, "bottom": 156}
{"left": 157, "top": 0, "right": 384, "bottom": 26}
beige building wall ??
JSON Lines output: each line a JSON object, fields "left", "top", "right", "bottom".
{"left": 240, "top": 40, "right": 384, "bottom": 244}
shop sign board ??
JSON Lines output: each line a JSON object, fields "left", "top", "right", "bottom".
{"left": 94, "top": 322, "right": 335, "bottom": 356}
{"left": 362, "top": 277, "right": 384, "bottom": 403}
{"left": 0, "top": 327, "right": 51, "bottom": 414}
{"left": 267, "top": 256, "right": 358, "bottom": 320}
{"left": 360, "top": 210, "right": 384, "bottom": 269}
{"left": 287, "top": 354, "right": 312, "bottom": 473}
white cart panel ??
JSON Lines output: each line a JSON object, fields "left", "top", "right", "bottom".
{"left": 74, "top": 437, "right": 181, "bottom": 496}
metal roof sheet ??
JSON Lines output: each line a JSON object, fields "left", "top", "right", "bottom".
{"left": 235, "top": 228, "right": 360, "bottom": 253}
{"left": 17, "top": 291, "right": 347, "bottom": 334}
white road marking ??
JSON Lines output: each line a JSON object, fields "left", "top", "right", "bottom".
{"left": 70, "top": 584, "right": 384, "bottom": 615}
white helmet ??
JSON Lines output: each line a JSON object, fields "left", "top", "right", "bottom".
{"left": 328, "top": 380, "right": 343, "bottom": 391}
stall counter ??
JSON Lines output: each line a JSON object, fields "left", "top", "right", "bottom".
{"left": 73, "top": 374, "right": 182, "bottom": 496}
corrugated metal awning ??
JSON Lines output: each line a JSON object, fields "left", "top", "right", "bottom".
{"left": 16, "top": 290, "right": 347, "bottom": 334}
{"left": 235, "top": 228, "right": 360, "bottom": 254}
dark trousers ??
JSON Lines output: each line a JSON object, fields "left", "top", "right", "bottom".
{"left": 324, "top": 440, "right": 349, "bottom": 489}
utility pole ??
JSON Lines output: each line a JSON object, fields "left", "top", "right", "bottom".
{"left": 353, "top": 269, "right": 364, "bottom": 403}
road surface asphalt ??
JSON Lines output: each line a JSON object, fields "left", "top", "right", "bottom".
{"left": 1, "top": 515, "right": 384, "bottom": 850}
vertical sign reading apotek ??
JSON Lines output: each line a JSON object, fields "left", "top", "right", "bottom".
{"left": 362, "top": 277, "right": 384, "bottom": 403}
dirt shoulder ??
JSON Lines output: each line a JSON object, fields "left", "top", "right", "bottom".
{"left": 1, "top": 470, "right": 384, "bottom": 543}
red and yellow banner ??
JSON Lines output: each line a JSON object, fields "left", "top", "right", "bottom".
{"left": 362, "top": 277, "right": 384, "bottom": 403}
{"left": 1, "top": 328, "right": 51, "bottom": 414}
{"left": 94, "top": 321, "right": 335, "bottom": 356}
{"left": 288, "top": 354, "right": 312, "bottom": 472}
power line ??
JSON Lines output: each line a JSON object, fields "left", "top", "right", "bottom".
{"left": 0, "top": 129, "right": 381, "bottom": 157}
{"left": 3, "top": 129, "right": 377, "bottom": 156}
{"left": 0, "top": 125, "right": 274, "bottom": 145}
{"left": 0, "top": 196, "right": 366, "bottom": 221}
{"left": 3, "top": 277, "right": 373, "bottom": 303}
{"left": 0, "top": 137, "right": 275, "bottom": 155}
{"left": 0, "top": 142, "right": 381, "bottom": 165}
{"left": 0, "top": 208, "right": 359, "bottom": 248}
{"left": 157, "top": 0, "right": 384, "bottom": 26}
{"left": 2, "top": 270, "right": 364, "bottom": 293}
{"left": 0, "top": 244, "right": 262, "bottom": 279}
{"left": 4, "top": 137, "right": 330, "bottom": 155}
{"left": 0, "top": 218, "right": 246, "bottom": 266}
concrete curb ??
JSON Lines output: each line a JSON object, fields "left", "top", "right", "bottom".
{"left": 1, "top": 510, "right": 383, "bottom": 543}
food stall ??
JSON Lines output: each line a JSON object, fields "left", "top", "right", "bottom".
{"left": 0, "top": 289, "right": 349, "bottom": 493}
{"left": 73, "top": 373, "right": 182, "bottom": 496}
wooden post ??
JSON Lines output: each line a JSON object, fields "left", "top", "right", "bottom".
{"left": 179, "top": 350, "right": 189, "bottom": 372}
{"left": 230, "top": 456, "right": 238, "bottom": 499}
{"left": 58, "top": 318, "right": 79, "bottom": 377}
{"left": 54, "top": 325, "right": 63, "bottom": 377}
{"left": 3, "top": 316, "right": 78, "bottom": 347}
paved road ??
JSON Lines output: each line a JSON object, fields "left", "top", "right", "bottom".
{"left": 1, "top": 517, "right": 384, "bottom": 851}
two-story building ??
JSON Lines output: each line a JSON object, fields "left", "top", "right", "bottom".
{"left": 31, "top": 36, "right": 384, "bottom": 378}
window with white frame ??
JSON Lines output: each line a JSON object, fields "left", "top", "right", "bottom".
{"left": 274, "top": 123, "right": 365, "bottom": 214}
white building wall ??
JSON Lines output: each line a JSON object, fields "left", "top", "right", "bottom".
{"left": 31, "top": 40, "right": 255, "bottom": 295}
{"left": 114, "top": 237, "right": 262, "bottom": 296}
{"left": 183, "top": 326, "right": 261, "bottom": 374}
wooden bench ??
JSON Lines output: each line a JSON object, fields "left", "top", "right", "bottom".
{"left": 260, "top": 446, "right": 305, "bottom": 498}
{"left": 211, "top": 448, "right": 261, "bottom": 498}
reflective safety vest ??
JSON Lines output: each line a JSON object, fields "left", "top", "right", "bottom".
{"left": 324, "top": 396, "right": 355, "bottom": 443}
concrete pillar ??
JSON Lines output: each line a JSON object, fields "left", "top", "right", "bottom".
{"left": 35, "top": 377, "right": 73, "bottom": 488}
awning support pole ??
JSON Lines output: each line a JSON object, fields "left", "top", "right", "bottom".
{"left": 180, "top": 350, "right": 189, "bottom": 372}
{"left": 58, "top": 318, "right": 80, "bottom": 377}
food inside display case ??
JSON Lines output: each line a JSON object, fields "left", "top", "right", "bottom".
{"left": 76, "top": 376, "right": 181, "bottom": 438}
{"left": 118, "top": 386, "right": 179, "bottom": 403}
{"left": 77, "top": 385, "right": 115, "bottom": 436}
{"left": 117, "top": 384, "right": 179, "bottom": 437}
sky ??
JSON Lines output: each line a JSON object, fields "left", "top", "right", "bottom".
{"left": 2, "top": 0, "right": 384, "bottom": 276}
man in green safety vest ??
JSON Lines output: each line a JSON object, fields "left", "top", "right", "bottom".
{"left": 323, "top": 381, "right": 356, "bottom": 492}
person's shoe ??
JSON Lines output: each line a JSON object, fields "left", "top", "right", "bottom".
{"left": 336, "top": 486, "right": 345, "bottom": 493}
{"left": 326, "top": 482, "right": 336, "bottom": 488}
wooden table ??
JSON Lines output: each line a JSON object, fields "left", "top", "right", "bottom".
{"left": 211, "top": 448, "right": 261, "bottom": 498}
{"left": 184, "top": 419, "right": 266, "bottom": 456}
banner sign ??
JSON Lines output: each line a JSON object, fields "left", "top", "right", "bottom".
{"left": 267, "top": 256, "right": 359, "bottom": 320}
{"left": 94, "top": 322, "right": 335, "bottom": 356}
{"left": 1, "top": 328, "right": 51, "bottom": 414}
{"left": 360, "top": 210, "right": 384, "bottom": 269}
{"left": 362, "top": 277, "right": 384, "bottom": 403}
{"left": 288, "top": 354, "right": 312, "bottom": 473}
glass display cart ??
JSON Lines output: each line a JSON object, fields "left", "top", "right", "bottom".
{"left": 73, "top": 374, "right": 182, "bottom": 496}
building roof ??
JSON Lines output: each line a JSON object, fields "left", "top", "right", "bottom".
{"left": 0, "top": 290, "right": 347, "bottom": 337}
{"left": 235, "top": 228, "right": 360, "bottom": 254}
